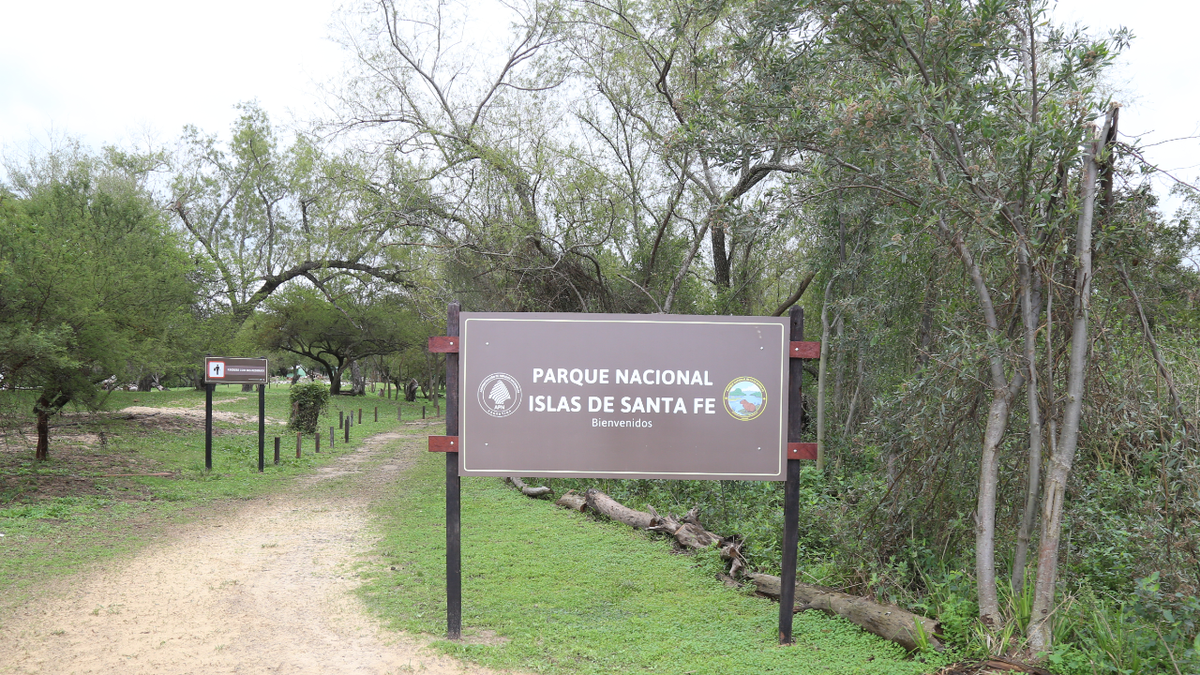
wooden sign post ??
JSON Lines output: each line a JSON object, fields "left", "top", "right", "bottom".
{"left": 428, "top": 304, "right": 817, "bottom": 644}
{"left": 203, "top": 357, "right": 269, "bottom": 472}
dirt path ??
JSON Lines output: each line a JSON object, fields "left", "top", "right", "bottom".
{"left": 1, "top": 430, "right": 512, "bottom": 675}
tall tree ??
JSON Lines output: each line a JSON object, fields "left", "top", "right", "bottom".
{"left": 0, "top": 145, "right": 199, "bottom": 459}
{"left": 170, "top": 103, "right": 417, "bottom": 325}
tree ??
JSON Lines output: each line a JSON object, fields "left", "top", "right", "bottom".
{"left": 255, "top": 287, "right": 420, "bottom": 395}
{"left": 0, "top": 144, "right": 199, "bottom": 459}
{"left": 169, "top": 103, "right": 418, "bottom": 327}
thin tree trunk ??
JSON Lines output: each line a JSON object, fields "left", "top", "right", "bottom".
{"left": 1119, "top": 265, "right": 1192, "bottom": 434}
{"left": 35, "top": 402, "right": 50, "bottom": 461}
{"left": 350, "top": 360, "right": 365, "bottom": 396}
{"left": 1028, "top": 113, "right": 1107, "bottom": 654}
{"left": 939, "top": 216, "right": 1025, "bottom": 627}
{"left": 817, "top": 279, "right": 834, "bottom": 471}
{"left": 842, "top": 349, "right": 864, "bottom": 439}
{"left": 1012, "top": 248, "right": 1043, "bottom": 593}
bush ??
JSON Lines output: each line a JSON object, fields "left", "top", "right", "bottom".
{"left": 288, "top": 382, "right": 329, "bottom": 435}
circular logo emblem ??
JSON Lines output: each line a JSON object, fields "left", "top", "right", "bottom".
{"left": 724, "top": 376, "right": 767, "bottom": 421}
{"left": 477, "top": 373, "right": 522, "bottom": 418}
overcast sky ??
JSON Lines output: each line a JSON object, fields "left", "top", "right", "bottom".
{"left": 1, "top": 0, "right": 1195, "bottom": 214}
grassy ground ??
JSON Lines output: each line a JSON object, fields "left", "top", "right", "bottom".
{"left": 357, "top": 448, "right": 948, "bottom": 674}
{"left": 0, "top": 384, "right": 427, "bottom": 606}
{"left": 2, "top": 385, "right": 945, "bottom": 673}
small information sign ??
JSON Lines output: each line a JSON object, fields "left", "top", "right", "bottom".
{"left": 203, "top": 357, "right": 269, "bottom": 384}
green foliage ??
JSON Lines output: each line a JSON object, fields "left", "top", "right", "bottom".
{"left": 0, "top": 145, "right": 199, "bottom": 437}
{"left": 358, "top": 449, "right": 946, "bottom": 674}
{"left": 287, "top": 382, "right": 330, "bottom": 434}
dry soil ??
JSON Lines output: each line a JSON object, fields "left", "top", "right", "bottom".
{"left": 0, "top": 429, "right": 515, "bottom": 675}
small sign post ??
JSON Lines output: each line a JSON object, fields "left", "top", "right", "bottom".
{"left": 203, "top": 357, "right": 269, "bottom": 471}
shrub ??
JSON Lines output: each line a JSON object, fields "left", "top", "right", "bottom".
{"left": 288, "top": 382, "right": 329, "bottom": 435}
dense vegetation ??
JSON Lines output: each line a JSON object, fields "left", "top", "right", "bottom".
{"left": 2, "top": 0, "right": 1198, "bottom": 670}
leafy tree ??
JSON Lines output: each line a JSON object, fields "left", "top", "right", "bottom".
{"left": 0, "top": 144, "right": 199, "bottom": 459}
{"left": 255, "top": 287, "right": 421, "bottom": 395}
{"left": 169, "top": 103, "right": 417, "bottom": 326}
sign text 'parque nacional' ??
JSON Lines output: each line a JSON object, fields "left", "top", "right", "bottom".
{"left": 204, "top": 357, "right": 269, "bottom": 384}
{"left": 459, "top": 313, "right": 789, "bottom": 480}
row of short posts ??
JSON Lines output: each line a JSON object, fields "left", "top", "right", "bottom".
{"left": 260, "top": 401, "right": 429, "bottom": 470}
{"left": 260, "top": 402, "right": 432, "bottom": 472}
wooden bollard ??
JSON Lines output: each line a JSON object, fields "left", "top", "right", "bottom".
{"left": 315, "top": 433, "right": 320, "bottom": 453}
{"left": 422, "top": 406, "right": 426, "bottom": 419}
{"left": 358, "top": 408, "right": 362, "bottom": 424}
{"left": 344, "top": 420, "right": 349, "bottom": 443}
{"left": 330, "top": 426, "right": 335, "bottom": 448}
{"left": 274, "top": 437, "right": 280, "bottom": 465}
{"left": 296, "top": 433, "right": 301, "bottom": 458}
{"left": 339, "top": 410, "right": 344, "bottom": 428}
{"left": 374, "top": 407, "right": 378, "bottom": 422}
{"left": 397, "top": 406, "right": 402, "bottom": 421}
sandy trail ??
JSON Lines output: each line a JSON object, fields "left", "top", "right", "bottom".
{"left": 1, "top": 430, "right": 511, "bottom": 675}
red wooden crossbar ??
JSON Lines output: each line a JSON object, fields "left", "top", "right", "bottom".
{"left": 429, "top": 336, "right": 460, "bottom": 353}
{"left": 790, "top": 341, "right": 821, "bottom": 359}
{"left": 788, "top": 443, "right": 818, "bottom": 460}
{"left": 429, "top": 435, "right": 459, "bottom": 452}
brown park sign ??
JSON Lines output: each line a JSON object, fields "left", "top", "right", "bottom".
{"left": 204, "top": 357, "right": 269, "bottom": 384}
{"left": 459, "top": 313, "right": 788, "bottom": 480}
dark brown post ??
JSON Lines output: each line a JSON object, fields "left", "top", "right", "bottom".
{"left": 296, "top": 433, "right": 302, "bottom": 458}
{"left": 445, "top": 301, "right": 462, "bottom": 640}
{"left": 315, "top": 433, "right": 320, "bottom": 453}
{"left": 339, "top": 411, "right": 344, "bottom": 429}
{"left": 779, "top": 306, "right": 804, "bottom": 644}
{"left": 205, "top": 383, "right": 213, "bottom": 470}
{"left": 274, "top": 437, "right": 280, "bottom": 465}
{"left": 330, "top": 426, "right": 335, "bottom": 448}
{"left": 344, "top": 418, "right": 350, "bottom": 443}
{"left": 258, "top": 384, "right": 265, "bottom": 473}
{"left": 358, "top": 408, "right": 362, "bottom": 424}
{"left": 374, "top": 407, "right": 378, "bottom": 422}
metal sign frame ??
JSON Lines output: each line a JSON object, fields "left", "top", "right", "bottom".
{"left": 202, "top": 357, "right": 269, "bottom": 471}
{"left": 427, "top": 303, "right": 818, "bottom": 644}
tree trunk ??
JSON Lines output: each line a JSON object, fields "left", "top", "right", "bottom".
{"left": 329, "top": 368, "right": 343, "bottom": 395}
{"left": 1028, "top": 114, "right": 1106, "bottom": 654}
{"left": 817, "top": 279, "right": 834, "bottom": 471}
{"left": 711, "top": 214, "right": 730, "bottom": 289}
{"left": 1012, "top": 248, "right": 1043, "bottom": 594}
{"left": 350, "top": 360, "right": 366, "bottom": 396}
{"left": 1119, "top": 265, "right": 1192, "bottom": 434}
{"left": 746, "top": 573, "right": 943, "bottom": 652}
{"left": 35, "top": 401, "right": 50, "bottom": 461}
{"left": 976, "top": 392, "right": 1013, "bottom": 626}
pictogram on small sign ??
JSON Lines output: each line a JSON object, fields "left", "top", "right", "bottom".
{"left": 208, "top": 361, "right": 226, "bottom": 379}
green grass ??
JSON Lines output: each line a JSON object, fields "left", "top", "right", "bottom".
{"left": 358, "top": 448, "right": 948, "bottom": 674}
{"left": 0, "top": 384, "right": 434, "bottom": 605}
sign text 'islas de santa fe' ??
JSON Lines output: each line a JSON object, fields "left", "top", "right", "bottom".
{"left": 459, "top": 313, "right": 788, "bottom": 480}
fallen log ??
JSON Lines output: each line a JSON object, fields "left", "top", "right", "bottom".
{"left": 585, "top": 488, "right": 655, "bottom": 529}
{"left": 507, "top": 476, "right": 552, "bottom": 498}
{"left": 586, "top": 490, "right": 744, "bottom": 571}
{"left": 746, "top": 572, "right": 943, "bottom": 652}
{"left": 98, "top": 473, "right": 176, "bottom": 478}
{"left": 555, "top": 490, "right": 588, "bottom": 512}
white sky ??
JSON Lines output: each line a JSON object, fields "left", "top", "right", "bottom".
{"left": 1, "top": 0, "right": 1196, "bottom": 215}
